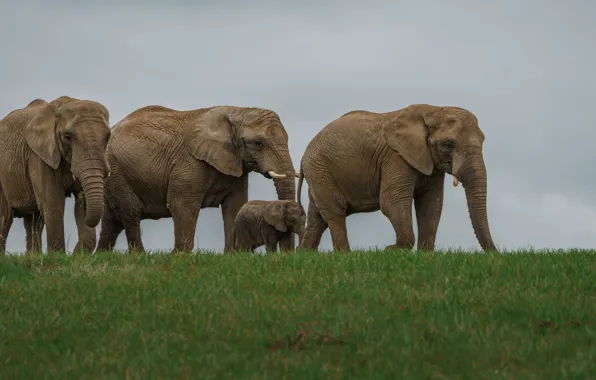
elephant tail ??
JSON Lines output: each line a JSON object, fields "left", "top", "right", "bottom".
{"left": 296, "top": 166, "right": 304, "bottom": 209}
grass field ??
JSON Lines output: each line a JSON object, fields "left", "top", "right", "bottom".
{"left": 1, "top": 249, "right": 595, "bottom": 379}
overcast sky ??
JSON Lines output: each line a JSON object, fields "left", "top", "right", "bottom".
{"left": 1, "top": 0, "right": 595, "bottom": 253}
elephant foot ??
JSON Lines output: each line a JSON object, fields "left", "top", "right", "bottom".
{"left": 384, "top": 243, "right": 414, "bottom": 252}
{"left": 73, "top": 242, "right": 95, "bottom": 255}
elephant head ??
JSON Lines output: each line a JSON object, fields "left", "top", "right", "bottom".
{"left": 24, "top": 96, "right": 111, "bottom": 228}
{"left": 385, "top": 104, "right": 497, "bottom": 251}
{"left": 263, "top": 201, "right": 306, "bottom": 243}
{"left": 182, "top": 106, "right": 297, "bottom": 202}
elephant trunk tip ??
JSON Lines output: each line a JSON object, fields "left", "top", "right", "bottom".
{"left": 84, "top": 211, "right": 102, "bottom": 228}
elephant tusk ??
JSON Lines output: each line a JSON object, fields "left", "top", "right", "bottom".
{"left": 453, "top": 176, "right": 459, "bottom": 187}
{"left": 73, "top": 174, "right": 77, "bottom": 182}
{"left": 267, "top": 170, "right": 286, "bottom": 179}
{"left": 107, "top": 171, "right": 111, "bottom": 177}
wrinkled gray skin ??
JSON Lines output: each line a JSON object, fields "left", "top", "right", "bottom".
{"left": 233, "top": 200, "right": 306, "bottom": 252}
{"left": 0, "top": 96, "right": 111, "bottom": 255}
{"left": 96, "top": 105, "right": 298, "bottom": 253}
{"left": 297, "top": 104, "right": 497, "bottom": 252}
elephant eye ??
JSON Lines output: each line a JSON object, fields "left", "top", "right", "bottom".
{"left": 441, "top": 140, "right": 454, "bottom": 150}
{"left": 63, "top": 132, "right": 72, "bottom": 141}
{"left": 251, "top": 140, "right": 263, "bottom": 150}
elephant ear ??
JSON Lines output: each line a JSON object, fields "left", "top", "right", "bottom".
{"left": 24, "top": 103, "right": 61, "bottom": 170}
{"left": 182, "top": 108, "right": 243, "bottom": 177}
{"left": 384, "top": 105, "right": 438, "bottom": 176}
{"left": 263, "top": 202, "right": 287, "bottom": 232}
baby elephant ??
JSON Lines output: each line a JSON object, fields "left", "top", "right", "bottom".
{"left": 233, "top": 200, "right": 306, "bottom": 252}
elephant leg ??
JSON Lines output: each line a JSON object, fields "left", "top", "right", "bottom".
{"left": 265, "top": 235, "right": 279, "bottom": 253}
{"left": 0, "top": 192, "right": 13, "bottom": 255}
{"left": 24, "top": 212, "right": 44, "bottom": 254}
{"left": 97, "top": 205, "right": 124, "bottom": 252}
{"left": 299, "top": 193, "right": 328, "bottom": 250}
{"left": 324, "top": 213, "right": 350, "bottom": 252}
{"left": 310, "top": 187, "right": 349, "bottom": 252}
{"left": 414, "top": 175, "right": 445, "bottom": 252}
{"left": 234, "top": 234, "right": 252, "bottom": 252}
{"left": 73, "top": 196, "right": 97, "bottom": 254}
{"left": 233, "top": 222, "right": 255, "bottom": 253}
{"left": 32, "top": 169, "right": 67, "bottom": 254}
{"left": 221, "top": 184, "right": 248, "bottom": 253}
{"left": 38, "top": 194, "right": 66, "bottom": 255}
{"left": 379, "top": 177, "right": 416, "bottom": 251}
{"left": 123, "top": 217, "right": 145, "bottom": 253}
{"left": 41, "top": 207, "right": 66, "bottom": 254}
{"left": 118, "top": 193, "right": 145, "bottom": 253}
{"left": 170, "top": 203, "right": 200, "bottom": 253}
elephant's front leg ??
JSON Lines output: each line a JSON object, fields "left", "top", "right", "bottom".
{"left": 265, "top": 234, "right": 279, "bottom": 253}
{"left": 170, "top": 202, "right": 201, "bottom": 253}
{"left": 379, "top": 175, "right": 416, "bottom": 251}
{"left": 41, "top": 201, "right": 66, "bottom": 254}
{"left": 278, "top": 229, "right": 294, "bottom": 253}
{"left": 73, "top": 195, "right": 97, "bottom": 254}
{"left": 24, "top": 212, "right": 44, "bottom": 254}
{"left": 414, "top": 175, "right": 445, "bottom": 252}
{"left": 32, "top": 164, "right": 66, "bottom": 254}
{"left": 221, "top": 185, "right": 248, "bottom": 253}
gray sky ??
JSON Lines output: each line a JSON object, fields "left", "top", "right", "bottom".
{"left": 1, "top": 0, "right": 595, "bottom": 253}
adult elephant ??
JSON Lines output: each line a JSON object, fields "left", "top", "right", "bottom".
{"left": 0, "top": 96, "right": 111, "bottom": 255}
{"left": 96, "top": 105, "right": 298, "bottom": 253}
{"left": 297, "top": 104, "right": 497, "bottom": 252}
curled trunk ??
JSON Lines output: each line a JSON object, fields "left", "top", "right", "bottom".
{"left": 460, "top": 155, "right": 497, "bottom": 252}
{"left": 79, "top": 168, "right": 106, "bottom": 228}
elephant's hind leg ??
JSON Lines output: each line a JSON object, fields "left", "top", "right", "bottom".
{"left": 311, "top": 192, "right": 350, "bottom": 252}
{"left": 97, "top": 205, "right": 124, "bottom": 252}
{"left": 103, "top": 176, "right": 145, "bottom": 253}
{"left": 300, "top": 194, "right": 328, "bottom": 250}
{"left": 0, "top": 189, "right": 13, "bottom": 254}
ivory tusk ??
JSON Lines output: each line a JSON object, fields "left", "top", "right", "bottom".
{"left": 73, "top": 174, "right": 77, "bottom": 182}
{"left": 267, "top": 170, "right": 286, "bottom": 179}
{"left": 107, "top": 171, "right": 112, "bottom": 177}
{"left": 453, "top": 176, "right": 459, "bottom": 187}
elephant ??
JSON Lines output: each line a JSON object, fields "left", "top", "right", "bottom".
{"left": 297, "top": 104, "right": 497, "bottom": 252}
{"left": 0, "top": 96, "right": 111, "bottom": 255}
{"left": 95, "top": 105, "right": 298, "bottom": 253}
{"left": 232, "top": 200, "right": 306, "bottom": 252}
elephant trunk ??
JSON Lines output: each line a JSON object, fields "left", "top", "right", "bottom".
{"left": 271, "top": 148, "right": 296, "bottom": 202}
{"left": 296, "top": 224, "right": 305, "bottom": 246}
{"left": 270, "top": 148, "right": 296, "bottom": 250}
{"left": 78, "top": 165, "right": 106, "bottom": 228}
{"left": 459, "top": 153, "right": 497, "bottom": 252}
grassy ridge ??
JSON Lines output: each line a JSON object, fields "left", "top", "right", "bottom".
{"left": 1, "top": 250, "right": 595, "bottom": 379}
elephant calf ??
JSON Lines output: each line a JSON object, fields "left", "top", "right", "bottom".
{"left": 233, "top": 200, "right": 306, "bottom": 253}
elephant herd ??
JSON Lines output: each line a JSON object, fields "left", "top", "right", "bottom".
{"left": 0, "top": 96, "right": 497, "bottom": 255}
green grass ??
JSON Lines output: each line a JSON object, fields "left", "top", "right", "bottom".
{"left": 1, "top": 249, "right": 595, "bottom": 379}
